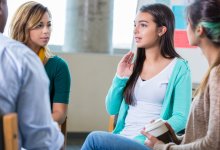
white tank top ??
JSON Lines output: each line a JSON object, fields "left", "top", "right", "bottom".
{"left": 120, "top": 58, "right": 177, "bottom": 139}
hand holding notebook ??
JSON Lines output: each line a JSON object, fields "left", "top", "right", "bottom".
{"left": 144, "top": 119, "right": 181, "bottom": 144}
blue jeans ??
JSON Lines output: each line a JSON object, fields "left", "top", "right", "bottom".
{"left": 81, "top": 131, "right": 151, "bottom": 150}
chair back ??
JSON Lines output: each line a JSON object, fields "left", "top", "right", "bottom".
{"left": 108, "top": 115, "right": 118, "bottom": 132}
{"left": 0, "top": 113, "right": 19, "bottom": 150}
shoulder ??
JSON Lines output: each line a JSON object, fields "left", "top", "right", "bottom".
{"left": 176, "top": 58, "right": 190, "bottom": 70}
{"left": 0, "top": 34, "right": 48, "bottom": 86}
{"left": 209, "top": 64, "right": 220, "bottom": 84}
{"left": 47, "top": 56, "right": 70, "bottom": 75}
{"left": 49, "top": 56, "right": 68, "bottom": 67}
{"left": 174, "top": 58, "right": 191, "bottom": 74}
{"left": 208, "top": 65, "right": 220, "bottom": 105}
{"left": 0, "top": 34, "right": 41, "bottom": 71}
{"left": 0, "top": 34, "right": 34, "bottom": 58}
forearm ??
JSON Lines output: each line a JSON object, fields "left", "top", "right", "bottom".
{"left": 52, "top": 111, "right": 67, "bottom": 125}
{"left": 154, "top": 137, "right": 219, "bottom": 150}
{"left": 52, "top": 103, "right": 68, "bottom": 125}
{"left": 106, "top": 75, "right": 128, "bottom": 114}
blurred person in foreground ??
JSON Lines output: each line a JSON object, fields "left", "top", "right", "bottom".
{"left": 0, "top": 0, "right": 63, "bottom": 149}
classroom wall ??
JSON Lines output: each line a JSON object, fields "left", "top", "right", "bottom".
{"left": 56, "top": 53, "right": 121, "bottom": 132}
{"left": 56, "top": 49, "right": 208, "bottom": 132}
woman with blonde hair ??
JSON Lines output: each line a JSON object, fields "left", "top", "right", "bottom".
{"left": 10, "top": 1, "right": 71, "bottom": 125}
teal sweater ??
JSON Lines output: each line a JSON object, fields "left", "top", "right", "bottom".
{"left": 106, "top": 58, "right": 192, "bottom": 143}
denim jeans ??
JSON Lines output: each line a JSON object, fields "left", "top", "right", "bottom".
{"left": 81, "top": 131, "right": 151, "bottom": 150}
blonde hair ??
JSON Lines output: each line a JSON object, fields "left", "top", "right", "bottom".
{"left": 9, "top": 1, "right": 53, "bottom": 58}
{"left": 194, "top": 55, "right": 220, "bottom": 96}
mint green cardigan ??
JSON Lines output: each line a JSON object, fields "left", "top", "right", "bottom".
{"left": 106, "top": 58, "right": 192, "bottom": 143}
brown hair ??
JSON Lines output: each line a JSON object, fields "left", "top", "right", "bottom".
{"left": 187, "top": 0, "right": 220, "bottom": 95}
{"left": 123, "top": 3, "right": 180, "bottom": 105}
{"left": 10, "top": 1, "right": 53, "bottom": 58}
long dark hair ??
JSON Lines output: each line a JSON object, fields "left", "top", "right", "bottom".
{"left": 187, "top": 0, "right": 220, "bottom": 95}
{"left": 123, "top": 3, "right": 180, "bottom": 105}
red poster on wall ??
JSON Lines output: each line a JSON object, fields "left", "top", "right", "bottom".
{"left": 174, "top": 30, "right": 196, "bottom": 48}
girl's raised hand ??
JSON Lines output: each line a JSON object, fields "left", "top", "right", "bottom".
{"left": 116, "top": 51, "right": 134, "bottom": 77}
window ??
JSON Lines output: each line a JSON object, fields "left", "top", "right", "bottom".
{"left": 113, "top": 0, "right": 138, "bottom": 50}
{"left": 5, "top": 0, "right": 66, "bottom": 46}
{"left": 5, "top": 0, "right": 138, "bottom": 51}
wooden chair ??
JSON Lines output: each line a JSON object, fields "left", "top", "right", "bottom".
{"left": 108, "top": 115, "right": 118, "bottom": 132}
{"left": 0, "top": 113, "right": 19, "bottom": 150}
{"left": 108, "top": 116, "right": 115, "bottom": 132}
{"left": 60, "top": 117, "right": 67, "bottom": 149}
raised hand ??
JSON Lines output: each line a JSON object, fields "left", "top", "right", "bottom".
{"left": 116, "top": 51, "right": 134, "bottom": 77}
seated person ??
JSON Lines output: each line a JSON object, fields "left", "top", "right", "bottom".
{"left": 9, "top": 1, "right": 71, "bottom": 125}
{"left": 82, "top": 0, "right": 220, "bottom": 149}
{"left": 81, "top": 3, "right": 192, "bottom": 150}
{"left": 0, "top": 0, "right": 63, "bottom": 149}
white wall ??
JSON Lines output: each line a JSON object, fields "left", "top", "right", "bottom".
{"left": 177, "top": 48, "right": 208, "bottom": 83}
{"left": 56, "top": 53, "right": 121, "bottom": 132}
{"left": 56, "top": 50, "right": 208, "bottom": 132}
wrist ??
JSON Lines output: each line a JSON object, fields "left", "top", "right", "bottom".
{"left": 116, "top": 73, "right": 129, "bottom": 79}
